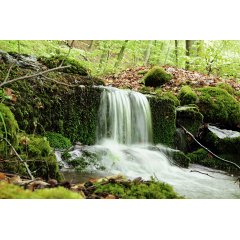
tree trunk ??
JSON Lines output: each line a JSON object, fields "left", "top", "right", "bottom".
{"left": 185, "top": 40, "right": 194, "bottom": 70}
{"left": 144, "top": 40, "right": 153, "bottom": 66}
{"left": 88, "top": 40, "right": 94, "bottom": 50}
{"left": 175, "top": 40, "right": 178, "bottom": 66}
{"left": 114, "top": 40, "right": 128, "bottom": 68}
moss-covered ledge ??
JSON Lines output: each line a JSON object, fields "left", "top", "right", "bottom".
{"left": 148, "top": 96, "right": 176, "bottom": 147}
{"left": 9, "top": 80, "right": 102, "bottom": 145}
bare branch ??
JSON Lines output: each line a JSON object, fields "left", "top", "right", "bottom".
{"left": 0, "top": 65, "right": 70, "bottom": 88}
{"left": 60, "top": 40, "right": 75, "bottom": 67}
{"left": 42, "top": 75, "right": 77, "bottom": 87}
{"left": 179, "top": 124, "right": 240, "bottom": 171}
{"left": 0, "top": 137, "right": 34, "bottom": 180}
{"left": 4, "top": 63, "right": 15, "bottom": 83}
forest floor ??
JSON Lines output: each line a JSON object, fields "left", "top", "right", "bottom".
{"left": 105, "top": 66, "right": 240, "bottom": 99}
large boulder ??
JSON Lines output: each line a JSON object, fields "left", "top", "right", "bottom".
{"left": 143, "top": 66, "right": 172, "bottom": 87}
{"left": 196, "top": 87, "right": 240, "bottom": 129}
{"left": 176, "top": 105, "right": 203, "bottom": 136}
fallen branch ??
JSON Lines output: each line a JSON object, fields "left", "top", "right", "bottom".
{"left": 0, "top": 65, "right": 70, "bottom": 88}
{"left": 0, "top": 138, "right": 34, "bottom": 180}
{"left": 179, "top": 124, "right": 240, "bottom": 171}
{"left": 190, "top": 170, "right": 214, "bottom": 178}
{"left": 42, "top": 75, "right": 77, "bottom": 87}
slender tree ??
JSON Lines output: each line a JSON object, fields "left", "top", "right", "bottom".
{"left": 143, "top": 40, "right": 153, "bottom": 66}
{"left": 114, "top": 40, "right": 129, "bottom": 68}
{"left": 185, "top": 40, "right": 195, "bottom": 70}
{"left": 174, "top": 40, "right": 179, "bottom": 66}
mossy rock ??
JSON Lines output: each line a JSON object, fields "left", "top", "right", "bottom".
{"left": 156, "top": 90, "right": 180, "bottom": 107}
{"left": 16, "top": 133, "right": 61, "bottom": 181}
{"left": 171, "top": 150, "right": 190, "bottom": 168}
{"left": 93, "top": 178, "right": 183, "bottom": 199}
{"left": 148, "top": 96, "right": 176, "bottom": 146}
{"left": 0, "top": 103, "right": 19, "bottom": 155}
{"left": 38, "top": 55, "right": 89, "bottom": 76}
{"left": 0, "top": 182, "right": 83, "bottom": 199}
{"left": 143, "top": 66, "right": 172, "bottom": 87}
{"left": 178, "top": 86, "right": 198, "bottom": 105}
{"left": 187, "top": 148, "right": 240, "bottom": 174}
{"left": 45, "top": 132, "right": 71, "bottom": 149}
{"left": 176, "top": 105, "right": 203, "bottom": 136}
{"left": 203, "top": 130, "right": 240, "bottom": 155}
{"left": 196, "top": 87, "right": 240, "bottom": 128}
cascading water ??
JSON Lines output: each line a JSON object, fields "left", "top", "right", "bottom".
{"left": 96, "top": 87, "right": 152, "bottom": 144}
{"left": 59, "top": 87, "right": 240, "bottom": 198}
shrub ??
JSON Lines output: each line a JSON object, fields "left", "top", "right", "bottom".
{"left": 143, "top": 66, "right": 172, "bottom": 87}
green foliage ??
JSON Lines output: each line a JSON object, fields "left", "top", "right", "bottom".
{"left": 196, "top": 87, "right": 240, "bottom": 128}
{"left": 67, "top": 151, "right": 105, "bottom": 172}
{"left": 176, "top": 105, "right": 203, "bottom": 136}
{"left": 143, "top": 66, "right": 172, "bottom": 87}
{"left": 0, "top": 103, "right": 19, "bottom": 155}
{"left": 38, "top": 55, "right": 89, "bottom": 75}
{"left": 0, "top": 182, "right": 83, "bottom": 199}
{"left": 94, "top": 178, "right": 183, "bottom": 199}
{"left": 45, "top": 132, "right": 71, "bottom": 149}
{"left": 149, "top": 96, "right": 176, "bottom": 146}
{"left": 178, "top": 86, "right": 198, "bottom": 105}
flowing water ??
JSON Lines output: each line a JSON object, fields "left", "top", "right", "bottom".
{"left": 58, "top": 87, "right": 240, "bottom": 199}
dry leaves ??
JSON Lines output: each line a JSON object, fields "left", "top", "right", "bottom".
{"left": 104, "top": 65, "right": 240, "bottom": 96}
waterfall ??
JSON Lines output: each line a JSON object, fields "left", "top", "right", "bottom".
{"left": 96, "top": 87, "right": 152, "bottom": 144}
{"left": 57, "top": 86, "right": 240, "bottom": 198}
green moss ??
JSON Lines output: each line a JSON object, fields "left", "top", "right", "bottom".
{"left": 0, "top": 103, "right": 19, "bottom": 155}
{"left": 0, "top": 182, "right": 83, "bottom": 199}
{"left": 93, "top": 178, "right": 183, "bottom": 199}
{"left": 216, "top": 82, "right": 235, "bottom": 95}
{"left": 196, "top": 87, "right": 240, "bottom": 128}
{"left": 149, "top": 96, "right": 176, "bottom": 146}
{"left": 144, "top": 66, "right": 172, "bottom": 87}
{"left": 27, "top": 135, "right": 51, "bottom": 157}
{"left": 38, "top": 55, "right": 89, "bottom": 75}
{"left": 45, "top": 132, "right": 71, "bottom": 149}
{"left": 176, "top": 105, "right": 203, "bottom": 136}
{"left": 156, "top": 91, "right": 180, "bottom": 107}
{"left": 178, "top": 86, "right": 198, "bottom": 105}
{"left": 172, "top": 151, "right": 190, "bottom": 168}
